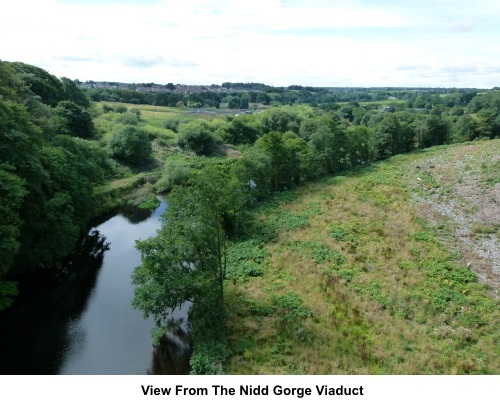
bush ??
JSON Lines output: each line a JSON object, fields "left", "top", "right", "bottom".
{"left": 108, "top": 125, "right": 152, "bottom": 166}
{"left": 113, "top": 105, "right": 128, "bottom": 113}
{"left": 177, "top": 120, "right": 220, "bottom": 155}
{"left": 115, "top": 112, "right": 139, "bottom": 125}
{"left": 162, "top": 117, "right": 180, "bottom": 132}
{"left": 154, "top": 160, "right": 191, "bottom": 192}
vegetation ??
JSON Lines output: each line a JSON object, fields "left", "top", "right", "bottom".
{"left": 1, "top": 59, "right": 499, "bottom": 374}
{"left": 108, "top": 125, "right": 153, "bottom": 166}
{"left": 224, "top": 140, "right": 499, "bottom": 374}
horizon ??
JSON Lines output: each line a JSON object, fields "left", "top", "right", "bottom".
{"left": 77, "top": 79, "right": 490, "bottom": 90}
{"left": 2, "top": 0, "right": 500, "bottom": 88}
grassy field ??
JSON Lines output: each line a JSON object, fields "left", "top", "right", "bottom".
{"left": 224, "top": 139, "right": 500, "bottom": 374}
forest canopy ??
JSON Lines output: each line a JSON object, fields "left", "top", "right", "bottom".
{"left": 0, "top": 60, "right": 111, "bottom": 309}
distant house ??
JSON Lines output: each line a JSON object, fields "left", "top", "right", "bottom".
{"left": 388, "top": 96, "right": 397, "bottom": 100}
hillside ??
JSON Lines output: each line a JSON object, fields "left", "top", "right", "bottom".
{"left": 224, "top": 139, "right": 500, "bottom": 374}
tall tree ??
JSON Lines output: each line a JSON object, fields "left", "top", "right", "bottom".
{"left": 55, "top": 100, "right": 95, "bottom": 139}
{"left": 60, "top": 77, "right": 90, "bottom": 108}
{"left": 132, "top": 167, "right": 242, "bottom": 332}
{"left": 373, "top": 114, "right": 404, "bottom": 159}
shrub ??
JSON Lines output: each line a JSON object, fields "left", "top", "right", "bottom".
{"left": 108, "top": 125, "right": 152, "bottom": 166}
{"left": 154, "top": 160, "right": 191, "bottom": 192}
{"left": 177, "top": 120, "right": 220, "bottom": 155}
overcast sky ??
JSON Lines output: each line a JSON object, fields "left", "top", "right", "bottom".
{"left": 1, "top": 0, "right": 500, "bottom": 88}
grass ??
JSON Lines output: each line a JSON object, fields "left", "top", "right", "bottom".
{"left": 224, "top": 139, "right": 500, "bottom": 374}
{"left": 91, "top": 101, "right": 238, "bottom": 213}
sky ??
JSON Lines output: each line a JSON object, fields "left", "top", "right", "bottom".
{"left": 1, "top": 0, "right": 500, "bottom": 88}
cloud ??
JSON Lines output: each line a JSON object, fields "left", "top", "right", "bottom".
{"left": 1, "top": 0, "right": 500, "bottom": 87}
{"left": 166, "top": 59, "right": 200, "bottom": 68}
{"left": 396, "top": 64, "right": 431, "bottom": 71}
{"left": 444, "top": 18, "right": 476, "bottom": 33}
{"left": 54, "top": 55, "right": 103, "bottom": 63}
{"left": 123, "top": 56, "right": 165, "bottom": 68}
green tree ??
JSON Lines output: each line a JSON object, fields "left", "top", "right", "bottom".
{"left": 108, "top": 125, "right": 152, "bottom": 166}
{"left": 256, "top": 131, "right": 295, "bottom": 190}
{"left": 55, "top": 100, "right": 95, "bottom": 139}
{"left": 227, "top": 96, "right": 240, "bottom": 109}
{"left": 60, "top": 77, "right": 90, "bottom": 108}
{"left": 258, "top": 108, "right": 298, "bottom": 133}
{"left": 373, "top": 114, "right": 404, "bottom": 159}
{"left": 239, "top": 93, "right": 251, "bottom": 109}
{"left": 308, "top": 123, "right": 348, "bottom": 175}
{"left": 232, "top": 148, "right": 273, "bottom": 200}
{"left": 410, "top": 114, "right": 450, "bottom": 149}
{"left": 10, "top": 62, "right": 66, "bottom": 107}
{"left": 0, "top": 164, "right": 26, "bottom": 309}
{"left": 0, "top": 61, "right": 110, "bottom": 294}
{"left": 346, "top": 126, "right": 375, "bottom": 165}
{"left": 224, "top": 114, "right": 262, "bottom": 144}
{"left": 177, "top": 120, "right": 219, "bottom": 155}
{"left": 132, "top": 168, "right": 243, "bottom": 359}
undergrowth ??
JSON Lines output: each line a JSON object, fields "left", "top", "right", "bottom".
{"left": 224, "top": 141, "right": 499, "bottom": 375}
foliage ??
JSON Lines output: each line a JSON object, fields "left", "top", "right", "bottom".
{"left": 0, "top": 164, "right": 26, "bottom": 309}
{"left": 226, "top": 240, "right": 268, "bottom": 280}
{"left": 286, "top": 240, "right": 345, "bottom": 266}
{"left": 132, "top": 167, "right": 246, "bottom": 373}
{"left": 60, "top": 77, "right": 90, "bottom": 108}
{"left": 224, "top": 114, "right": 262, "bottom": 144}
{"left": 54, "top": 100, "right": 95, "bottom": 139}
{"left": 271, "top": 292, "right": 313, "bottom": 329}
{"left": 10, "top": 62, "right": 66, "bottom": 106}
{"left": 154, "top": 159, "right": 192, "bottom": 192}
{"left": 177, "top": 120, "right": 220, "bottom": 155}
{"left": 108, "top": 125, "right": 152, "bottom": 166}
{"left": 256, "top": 131, "right": 299, "bottom": 190}
{"left": 0, "top": 61, "right": 114, "bottom": 292}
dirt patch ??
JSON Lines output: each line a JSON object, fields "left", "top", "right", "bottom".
{"left": 407, "top": 141, "right": 500, "bottom": 299}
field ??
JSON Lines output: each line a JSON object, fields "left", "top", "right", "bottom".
{"left": 224, "top": 139, "right": 500, "bottom": 374}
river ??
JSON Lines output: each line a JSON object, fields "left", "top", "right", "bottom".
{"left": 0, "top": 200, "right": 191, "bottom": 375}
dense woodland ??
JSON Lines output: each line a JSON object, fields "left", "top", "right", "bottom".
{"left": 1, "top": 60, "right": 499, "bottom": 373}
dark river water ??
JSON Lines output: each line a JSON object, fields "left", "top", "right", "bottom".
{"left": 0, "top": 200, "right": 191, "bottom": 375}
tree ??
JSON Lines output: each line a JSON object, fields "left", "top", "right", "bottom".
{"left": 132, "top": 167, "right": 242, "bottom": 335}
{"left": 373, "top": 114, "right": 404, "bottom": 159}
{"left": 177, "top": 120, "right": 219, "bottom": 156}
{"left": 240, "top": 93, "right": 251, "bottom": 109}
{"left": 108, "top": 125, "right": 152, "bottom": 166}
{"left": 308, "top": 122, "right": 348, "bottom": 175}
{"left": 232, "top": 148, "right": 273, "bottom": 200}
{"left": 346, "top": 126, "right": 375, "bottom": 165}
{"left": 55, "top": 100, "right": 95, "bottom": 139}
{"left": 10, "top": 62, "right": 66, "bottom": 107}
{"left": 224, "top": 114, "right": 262, "bottom": 144}
{"left": 256, "top": 131, "right": 296, "bottom": 190}
{"left": 227, "top": 96, "right": 240, "bottom": 109}
{"left": 60, "top": 77, "right": 90, "bottom": 108}
{"left": 0, "top": 61, "right": 111, "bottom": 307}
{"left": 0, "top": 164, "right": 26, "bottom": 310}
{"left": 258, "top": 108, "right": 297, "bottom": 133}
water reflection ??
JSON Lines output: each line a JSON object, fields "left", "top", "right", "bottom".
{"left": 119, "top": 205, "right": 158, "bottom": 224}
{"left": 0, "top": 231, "right": 109, "bottom": 374}
{"left": 0, "top": 199, "right": 191, "bottom": 375}
{"left": 148, "top": 305, "right": 192, "bottom": 375}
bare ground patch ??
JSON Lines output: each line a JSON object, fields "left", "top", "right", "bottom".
{"left": 407, "top": 140, "right": 500, "bottom": 299}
